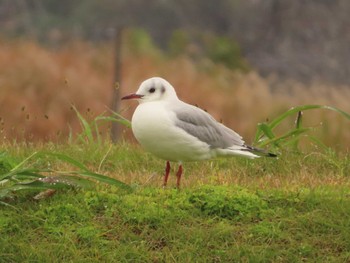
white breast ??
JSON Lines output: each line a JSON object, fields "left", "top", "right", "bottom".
{"left": 131, "top": 101, "right": 212, "bottom": 162}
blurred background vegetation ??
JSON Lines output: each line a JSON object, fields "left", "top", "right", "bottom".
{"left": 0, "top": 0, "right": 349, "bottom": 150}
{"left": 2, "top": 0, "right": 350, "bottom": 84}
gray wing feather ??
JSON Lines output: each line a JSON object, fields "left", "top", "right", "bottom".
{"left": 173, "top": 103, "right": 245, "bottom": 148}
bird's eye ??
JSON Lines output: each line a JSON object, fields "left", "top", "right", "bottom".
{"left": 149, "top": 87, "right": 156, "bottom": 93}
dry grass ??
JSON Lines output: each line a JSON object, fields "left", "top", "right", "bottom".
{"left": 0, "top": 39, "right": 349, "bottom": 150}
{"left": 108, "top": 155, "right": 350, "bottom": 192}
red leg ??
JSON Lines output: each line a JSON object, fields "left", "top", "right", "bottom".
{"left": 176, "top": 164, "right": 183, "bottom": 189}
{"left": 163, "top": 161, "right": 171, "bottom": 187}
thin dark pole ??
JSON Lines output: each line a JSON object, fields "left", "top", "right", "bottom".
{"left": 110, "top": 27, "right": 124, "bottom": 143}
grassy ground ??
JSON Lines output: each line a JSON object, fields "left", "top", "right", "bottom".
{"left": 1, "top": 142, "right": 349, "bottom": 262}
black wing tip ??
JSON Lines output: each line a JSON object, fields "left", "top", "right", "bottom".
{"left": 244, "top": 145, "right": 278, "bottom": 158}
{"left": 266, "top": 152, "right": 278, "bottom": 158}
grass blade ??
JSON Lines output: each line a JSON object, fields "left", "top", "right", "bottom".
{"left": 94, "top": 119, "right": 102, "bottom": 146}
{"left": 254, "top": 104, "right": 350, "bottom": 147}
{"left": 71, "top": 105, "right": 94, "bottom": 143}
{"left": 41, "top": 152, "right": 132, "bottom": 191}
{"left": 269, "top": 105, "right": 349, "bottom": 131}
{"left": 258, "top": 127, "right": 311, "bottom": 147}
{"left": 73, "top": 171, "right": 132, "bottom": 191}
{"left": 292, "top": 111, "right": 303, "bottom": 150}
{"left": 9, "top": 180, "right": 72, "bottom": 191}
{"left": 107, "top": 112, "right": 132, "bottom": 128}
{"left": 40, "top": 175, "right": 95, "bottom": 189}
{"left": 43, "top": 152, "right": 90, "bottom": 171}
{"left": 10, "top": 152, "right": 38, "bottom": 171}
{"left": 295, "top": 111, "right": 303, "bottom": 129}
{"left": 255, "top": 123, "right": 276, "bottom": 143}
{"left": 0, "top": 168, "right": 45, "bottom": 181}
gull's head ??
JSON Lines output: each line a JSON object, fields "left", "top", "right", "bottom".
{"left": 122, "top": 77, "right": 178, "bottom": 103}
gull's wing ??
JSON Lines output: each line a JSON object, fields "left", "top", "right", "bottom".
{"left": 171, "top": 102, "right": 245, "bottom": 149}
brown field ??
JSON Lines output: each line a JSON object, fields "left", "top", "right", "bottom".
{"left": 0, "top": 39, "right": 349, "bottom": 151}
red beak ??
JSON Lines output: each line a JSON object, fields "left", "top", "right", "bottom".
{"left": 121, "top": 93, "right": 143, "bottom": 100}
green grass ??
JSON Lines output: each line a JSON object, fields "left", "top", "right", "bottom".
{"left": 0, "top": 105, "right": 349, "bottom": 261}
{"left": 0, "top": 142, "right": 350, "bottom": 262}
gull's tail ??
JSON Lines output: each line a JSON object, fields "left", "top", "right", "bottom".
{"left": 243, "top": 145, "right": 277, "bottom": 158}
{"left": 220, "top": 145, "right": 277, "bottom": 159}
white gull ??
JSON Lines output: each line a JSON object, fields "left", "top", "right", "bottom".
{"left": 122, "top": 77, "right": 276, "bottom": 188}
